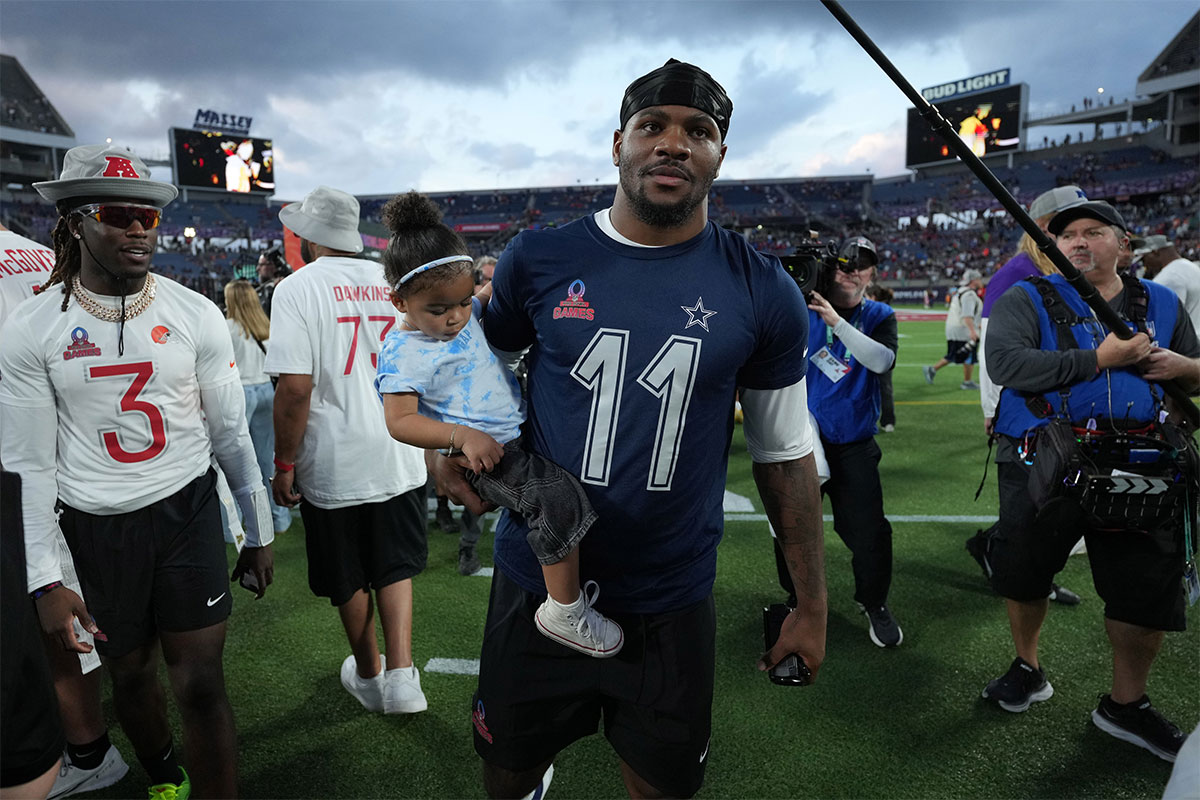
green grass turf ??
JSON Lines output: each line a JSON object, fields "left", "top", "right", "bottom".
{"left": 89, "top": 316, "right": 1197, "bottom": 799}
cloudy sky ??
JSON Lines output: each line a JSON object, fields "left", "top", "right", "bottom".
{"left": 2, "top": 1, "right": 1194, "bottom": 200}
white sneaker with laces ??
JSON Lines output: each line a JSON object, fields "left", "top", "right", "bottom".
{"left": 340, "top": 653, "right": 386, "bottom": 712}
{"left": 384, "top": 665, "right": 428, "bottom": 714}
{"left": 48, "top": 743, "right": 129, "bottom": 800}
{"left": 535, "top": 581, "right": 624, "bottom": 658}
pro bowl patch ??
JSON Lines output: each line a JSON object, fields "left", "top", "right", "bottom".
{"left": 63, "top": 327, "right": 102, "bottom": 360}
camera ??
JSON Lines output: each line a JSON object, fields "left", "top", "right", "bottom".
{"left": 762, "top": 603, "right": 812, "bottom": 686}
{"left": 779, "top": 236, "right": 879, "bottom": 302}
{"left": 779, "top": 241, "right": 839, "bottom": 301}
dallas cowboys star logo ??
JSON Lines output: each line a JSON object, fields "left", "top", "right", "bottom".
{"left": 681, "top": 297, "right": 717, "bottom": 331}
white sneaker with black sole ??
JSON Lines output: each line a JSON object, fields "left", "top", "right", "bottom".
{"left": 48, "top": 743, "right": 129, "bottom": 800}
{"left": 340, "top": 653, "right": 386, "bottom": 712}
{"left": 535, "top": 581, "right": 623, "bottom": 658}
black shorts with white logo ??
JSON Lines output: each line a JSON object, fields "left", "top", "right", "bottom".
{"left": 473, "top": 569, "right": 715, "bottom": 798}
{"left": 59, "top": 468, "right": 231, "bottom": 659}
{"left": 299, "top": 486, "right": 427, "bottom": 607}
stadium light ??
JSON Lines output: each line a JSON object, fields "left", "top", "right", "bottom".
{"left": 1097, "top": 87, "right": 1105, "bottom": 94}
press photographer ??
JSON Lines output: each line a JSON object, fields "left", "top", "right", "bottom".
{"left": 980, "top": 200, "right": 1200, "bottom": 761}
{"left": 773, "top": 236, "right": 904, "bottom": 648}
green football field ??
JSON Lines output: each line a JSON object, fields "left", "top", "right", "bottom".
{"left": 91, "top": 314, "right": 1198, "bottom": 799}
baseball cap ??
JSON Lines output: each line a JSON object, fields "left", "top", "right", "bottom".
{"left": 959, "top": 268, "right": 983, "bottom": 286}
{"left": 1133, "top": 234, "right": 1171, "bottom": 255}
{"left": 1029, "top": 185, "right": 1087, "bottom": 219}
{"left": 278, "top": 186, "right": 364, "bottom": 254}
{"left": 34, "top": 144, "right": 178, "bottom": 208}
{"left": 1048, "top": 200, "right": 1128, "bottom": 236}
{"left": 838, "top": 236, "right": 878, "bottom": 267}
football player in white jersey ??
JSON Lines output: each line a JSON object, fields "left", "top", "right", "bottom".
{"left": 0, "top": 144, "right": 274, "bottom": 799}
{"left": 0, "top": 224, "right": 130, "bottom": 799}
{"left": 265, "top": 186, "right": 430, "bottom": 716}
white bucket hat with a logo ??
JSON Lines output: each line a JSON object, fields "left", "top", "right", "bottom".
{"left": 278, "top": 186, "right": 363, "bottom": 254}
{"left": 34, "top": 144, "right": 178, "bottom": 208}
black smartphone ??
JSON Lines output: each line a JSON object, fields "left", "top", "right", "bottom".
{"left": 762, "top": 603, "right": 812, "bottom": 686}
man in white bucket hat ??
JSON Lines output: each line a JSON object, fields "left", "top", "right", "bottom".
{"left": 265, "top": 186, "right": 430, "bottom": 715}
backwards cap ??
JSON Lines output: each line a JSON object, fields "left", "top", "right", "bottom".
{"left": 619, "top": 59, "right": 733, "bottom": 139}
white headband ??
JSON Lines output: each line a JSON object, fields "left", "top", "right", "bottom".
{"left": 396, "top": 254, "right": 474, "bottom": 287}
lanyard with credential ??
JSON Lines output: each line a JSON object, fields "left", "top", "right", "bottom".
{"left": 826, "top": 304, "right": 865, "bottom": 363}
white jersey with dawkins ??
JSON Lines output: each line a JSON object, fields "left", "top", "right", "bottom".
{"left": 0, "top": 228, "right": 56, "bottom": 321}
{"left": 264, "top": 255, "right": 425, "bottom": 508}
{"left": 0, "top": 275, "right": 270, "bottom": 589}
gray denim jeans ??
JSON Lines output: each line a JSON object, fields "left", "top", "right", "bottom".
{"left": 466, "top": 440, "right": 597, "bottom": 565}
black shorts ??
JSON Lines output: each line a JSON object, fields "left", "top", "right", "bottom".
{"left": 1, "top": 469, "right": 64, "bottom": 788}
{"left": 472, "top": 569, "right": 715, "bottom": 798}
{"left": 943, "top": 339, "right": 977, "bottom": 364}
{"left": 300, "top": 486, "right": 427, "bottom": 607}
{"left": 990, "top": 458, "right": 1186, "bottom": 631}
{"left": 60, "top": 468, "right": 232, "bottom": 659}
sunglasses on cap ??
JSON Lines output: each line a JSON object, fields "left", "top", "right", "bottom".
{"left": 72, "top": 203, "right": 162, "bottom": 230}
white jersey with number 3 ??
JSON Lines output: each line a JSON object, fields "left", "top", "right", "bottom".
{"left": 0, "top": 275, "right": 240, "bottom": 512}
{"left": 264, "top": 255, "right": 426, "bottom": 508}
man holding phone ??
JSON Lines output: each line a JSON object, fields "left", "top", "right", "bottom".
{"left": 0, "top": 144, "right": 274, "bottom": 798}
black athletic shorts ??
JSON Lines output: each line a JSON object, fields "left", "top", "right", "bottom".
{"left": 60, "top": 468, "right": 232, "bottom": 659}
{"left": 943, "top": 339, "right": 977, "bottom": 364}
{"left": 472, "top": 569, "right": 715, "bottom": 798}
{"left": 990, "top": 457, "right": 1186, "bottom": 631}
{"left": 299, "top": 485, "right": 427, "bottom": 607}
{"left": 1, "top": 469, "right": 65, "bottom": 788}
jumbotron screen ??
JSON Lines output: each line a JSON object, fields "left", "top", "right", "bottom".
{"left": 905, "top": 85, "right": 1025, "bottom": 168}
{"left": 171, "top": 128, "right": 275, "bottom": 194}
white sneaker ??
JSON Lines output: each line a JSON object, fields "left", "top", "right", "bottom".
{"left": 383, "top": 665, "right": 428, "bottom": 714}
{"left": 535, "top": 581, "right": 623, "bottom": 658}
{"left": 340, "top": 653, "right": 386, "bottom": 712}
{"left": 48, "top": 743, "right": 129, "bottom": 800}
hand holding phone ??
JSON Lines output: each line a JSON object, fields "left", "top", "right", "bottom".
{"left": 762, "top": 603, "right": 812, "bottom": 686}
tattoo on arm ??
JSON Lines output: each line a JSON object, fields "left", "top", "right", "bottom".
{"left": 753, "top": 455, "right": 826, "bottom": 604}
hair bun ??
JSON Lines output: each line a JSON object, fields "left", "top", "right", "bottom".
{"left": 382, "top": 191, "right": 444, "bottom": 234}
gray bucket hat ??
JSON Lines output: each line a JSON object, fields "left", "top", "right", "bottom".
{"left": 34, "top": 144, "right": 178, "bottom": 208}
{"left": 278, "top": 186, "right": 363, "bottom": 254}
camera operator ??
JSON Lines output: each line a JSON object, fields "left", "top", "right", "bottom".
{"left": 981, "top": 201, "right": 1199, "bottom": 761}
{"left": 255, "top": 245, "right": 289, "bottom": 317}
{"left": 774, "top": 236, "right": 903, "bottom": 647}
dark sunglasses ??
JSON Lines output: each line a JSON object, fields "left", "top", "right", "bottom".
{"left": 72, "top": 203, "right": 162, "bottom": 230}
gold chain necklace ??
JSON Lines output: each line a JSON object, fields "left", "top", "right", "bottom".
{"left": 71, "top": 275, "right": 157, "bottom": 323}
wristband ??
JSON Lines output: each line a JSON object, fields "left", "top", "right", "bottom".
{"left": 31, "top": 581, "right": 62, "bottom": 601}
{"left": 273, "top": 457, "right": 294, "bottom": 472}
{"left": 448, "top": 424, "right": 459, "bottom": 451}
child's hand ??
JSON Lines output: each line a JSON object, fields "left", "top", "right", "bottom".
{"left": 458, "top": 427, "right": 504, "bottom": 473}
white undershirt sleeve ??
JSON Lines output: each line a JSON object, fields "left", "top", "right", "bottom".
{"left": 740, "top": 378, "right": 814, "bottom": 463}
{"left": 1, "top": 401, "right": 63, "bottom": 591}
{"left": 979, "top": 318, "right": 1001, "bottom": 419}
{"left": 830, "top": 318, "right": 895, "bottom": 374}
{"left": 200, "top": 381, "right": 273, "bottom": 548}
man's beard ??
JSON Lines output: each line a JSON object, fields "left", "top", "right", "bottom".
{"left": 618, "top": 157, "right": 719, "bottom": 230}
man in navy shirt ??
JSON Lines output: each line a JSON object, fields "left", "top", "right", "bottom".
{"left": 440, "top": 59, "right": 827, "bottom": 799}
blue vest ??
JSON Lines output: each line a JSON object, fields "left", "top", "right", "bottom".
{"left": 994, "top": 274, "right": 1178, "bottom": 436}
{"left": 807, "top": 299, "right": 894, "bottom": 444}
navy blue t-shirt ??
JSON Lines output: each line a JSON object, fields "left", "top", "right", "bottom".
{"left": 484, "top": 215, "right": 808, "bottom": 614}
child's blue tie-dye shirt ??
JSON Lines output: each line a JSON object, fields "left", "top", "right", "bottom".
{"left": 375, "top": 297, "right": 524, "bottom": 444}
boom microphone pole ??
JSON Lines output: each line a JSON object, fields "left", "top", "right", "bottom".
{"left": 821, "top": 0, "right": 1198, "bottom": 428}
